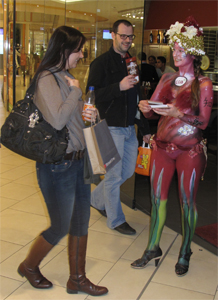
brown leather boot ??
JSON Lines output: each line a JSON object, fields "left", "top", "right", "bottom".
{"left": 18, "top": 235, "right": 54, "bottom": 289}
{"left": 66, "top": 234, "right": 108, "bottom": 296}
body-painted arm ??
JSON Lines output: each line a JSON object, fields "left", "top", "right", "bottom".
{"left": 138, "top": 73, "right": 174, "bottom": 118}
{"left": 153, "top": 78, "right": 213, "bottom": 130}
{"left": 179, "top": 79, "right": 213, "bottom": 129}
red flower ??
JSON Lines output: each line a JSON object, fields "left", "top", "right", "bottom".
{"left": 197, "top": 30, "right": 203, "bottom": 37}
{"left": 184, "top": 16, "right": 200, "bottom": 29}
{"left": 181, "top": 26, "right": 186, "bottom": 32}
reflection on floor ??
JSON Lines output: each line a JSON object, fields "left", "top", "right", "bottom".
{"left": 1, "top": 76, "right": 218, "bottom": 300}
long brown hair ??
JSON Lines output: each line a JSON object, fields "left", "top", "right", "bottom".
{"left": 34, "top": 26, "right": 86, "bottom": 80}
{"left": 191, "top": 56, "right": 202, "bottom": 108}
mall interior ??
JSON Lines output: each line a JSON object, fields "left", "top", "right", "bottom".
{"left": 0, "top": 1, "right": 217, "bottom": 299}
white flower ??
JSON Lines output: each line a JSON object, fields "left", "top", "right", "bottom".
{"left": 182, "top": 26, "right": 197, "bottom": 39}
{"left": 166, "top": 21, "right": 184, "bottom": 37}
{"left": 167, "top": 20, "right": 205, "bottom": 56}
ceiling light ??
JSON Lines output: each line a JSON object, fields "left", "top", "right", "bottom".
{"left": 58, "top": 0, "right": 83, "bottom": 2}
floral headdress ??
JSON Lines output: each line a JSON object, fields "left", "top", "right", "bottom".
{"left": 166, "top": 16, "right": 205, "bottom": 56}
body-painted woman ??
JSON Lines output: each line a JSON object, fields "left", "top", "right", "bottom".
{"left": 131, "top": 16, "right": 213, "bottom": 276}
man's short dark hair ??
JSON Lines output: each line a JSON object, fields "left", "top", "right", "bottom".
{"left": 137, "top": 52, "right": 147, "bottom": 61}
{"left": 148, "top": 55, "right": 156, "bottom": 62}
{"left": 157, "top": 56, "right": 166, "bottom": 64}
{"left": 112, "top": 20, "right": 133, "bottom": 33}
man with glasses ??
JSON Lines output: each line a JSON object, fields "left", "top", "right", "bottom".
{"left": 86, "top": 19, "right": 150, "bottom": 235}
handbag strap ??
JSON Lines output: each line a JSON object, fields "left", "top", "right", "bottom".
{"left": 24, "top": 77, "right": 37, "bottom": 101}
{"left": 23, "top": 70, "right": 60, "bottom": 104}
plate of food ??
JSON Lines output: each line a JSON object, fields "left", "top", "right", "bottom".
{"left": 148, "top": 101, "right": 169, "bottom": 108}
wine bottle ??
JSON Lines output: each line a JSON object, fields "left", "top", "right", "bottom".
{"left": 157, "top": 30, "right": 160, "bottom": 43}
{"left": 163, "top": 30, "right": 167, "bottom": 44}
{"left": 149, "top": 31, "right": 153, "bottom": 43}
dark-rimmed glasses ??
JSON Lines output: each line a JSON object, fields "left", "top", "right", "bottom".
{"left": 116, "top": 33, "right": 136, "bottom": 40}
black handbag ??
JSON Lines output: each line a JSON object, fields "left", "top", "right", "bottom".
{"left": 1, "top": 73, "right": 69, "bottom": 164}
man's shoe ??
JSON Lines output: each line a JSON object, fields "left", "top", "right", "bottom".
{"left": 98, "top": 209, "right": 107, "bottom": 217}
{"left": 114, "top": 222, "right": 136, "bottom": 235}
{"left": 90, "top": 205, "right": 107, "bottom": 217}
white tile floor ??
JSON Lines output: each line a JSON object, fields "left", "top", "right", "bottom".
{"left": 0, "top": 80, "right": 218, "bottom": 300}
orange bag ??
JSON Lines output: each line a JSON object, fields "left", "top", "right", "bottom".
{"left": 135, "top": 142, "right": 152, "bottom": 176}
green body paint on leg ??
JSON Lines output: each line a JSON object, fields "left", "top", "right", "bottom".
{"left": 147, "top": 161, "right": 167, "bottom": 251}
{"left": 179, "top": 170, "right": 198, "bottom": 266}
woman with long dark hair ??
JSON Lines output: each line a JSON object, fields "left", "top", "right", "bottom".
{"left": 17, "top": 26, "right": 108, "bottom": 296}
{"left": 131, "top": 17, "right": 213, "bottom": 276}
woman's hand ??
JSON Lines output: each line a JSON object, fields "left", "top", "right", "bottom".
{"left": 65, "top": 75, "right": 80, "bottom": 88}
{"left": 82, "top": 107, "right": 98, "bottom": 123}
{"left": 153, "top": 104, "right": 184, "bottom": 118}
{"left": 138, "top": 100, "right": 152, "bottom": 114}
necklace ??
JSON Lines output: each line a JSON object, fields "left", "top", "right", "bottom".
{"left": 175, "top": 76, "right": 187, "bottom": 87}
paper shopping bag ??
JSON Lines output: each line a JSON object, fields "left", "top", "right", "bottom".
{"left": 83, "top": 149, "right": 102, "bottom": 184}
{"left": 135, "top": 142, "right": 152, "bottom": 176}
{"left": 83, "top": 119, "right": 121, "bottom": 175}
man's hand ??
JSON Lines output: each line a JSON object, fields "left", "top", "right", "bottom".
{"left": 143, "top": 134, "right": 151, "bottom": 144}
{"left": 120, "top": 75, "right": 137, "bottom": 91}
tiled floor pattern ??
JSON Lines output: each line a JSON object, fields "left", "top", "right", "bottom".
{"left": 0, "top": 79, "right": 218, "bottom": 300}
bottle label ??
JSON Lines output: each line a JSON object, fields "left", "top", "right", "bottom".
{"left": 82, "top": 103, "right": 94, "bottom": 121}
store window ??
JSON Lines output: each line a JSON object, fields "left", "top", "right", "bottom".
{"left": 3, "top": 0, "right": 145, "bottom": 108}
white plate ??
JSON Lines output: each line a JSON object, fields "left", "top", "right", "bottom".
{"left": 148, "top": 101, "right": 163, "bottom": 105}
{"left": 149, "top": 104, "right": 169, "bottom": 108}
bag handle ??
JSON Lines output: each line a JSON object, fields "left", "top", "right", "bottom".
{"left": 90, "top": 108, "right": 101, "bottom": 126}
{"left": 142, "top": 141, "right": 150, "bottom": 149}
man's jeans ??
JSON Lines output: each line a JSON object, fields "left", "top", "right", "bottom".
{"left": 91, "top": 126, "right": 138, "bottom": 229}
{"left": 36, "top": 158, "right": 90, "bottom": 245}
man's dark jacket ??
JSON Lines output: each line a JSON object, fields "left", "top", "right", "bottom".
{"left": 86, "top": 46, "right": 150, "bottom": 136}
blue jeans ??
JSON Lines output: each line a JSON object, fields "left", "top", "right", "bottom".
{"left": 91, "top": 126, "right": 138, "bottom": 229}
{"left": 36, "top": 158, "right": 90, "bottom": 245}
